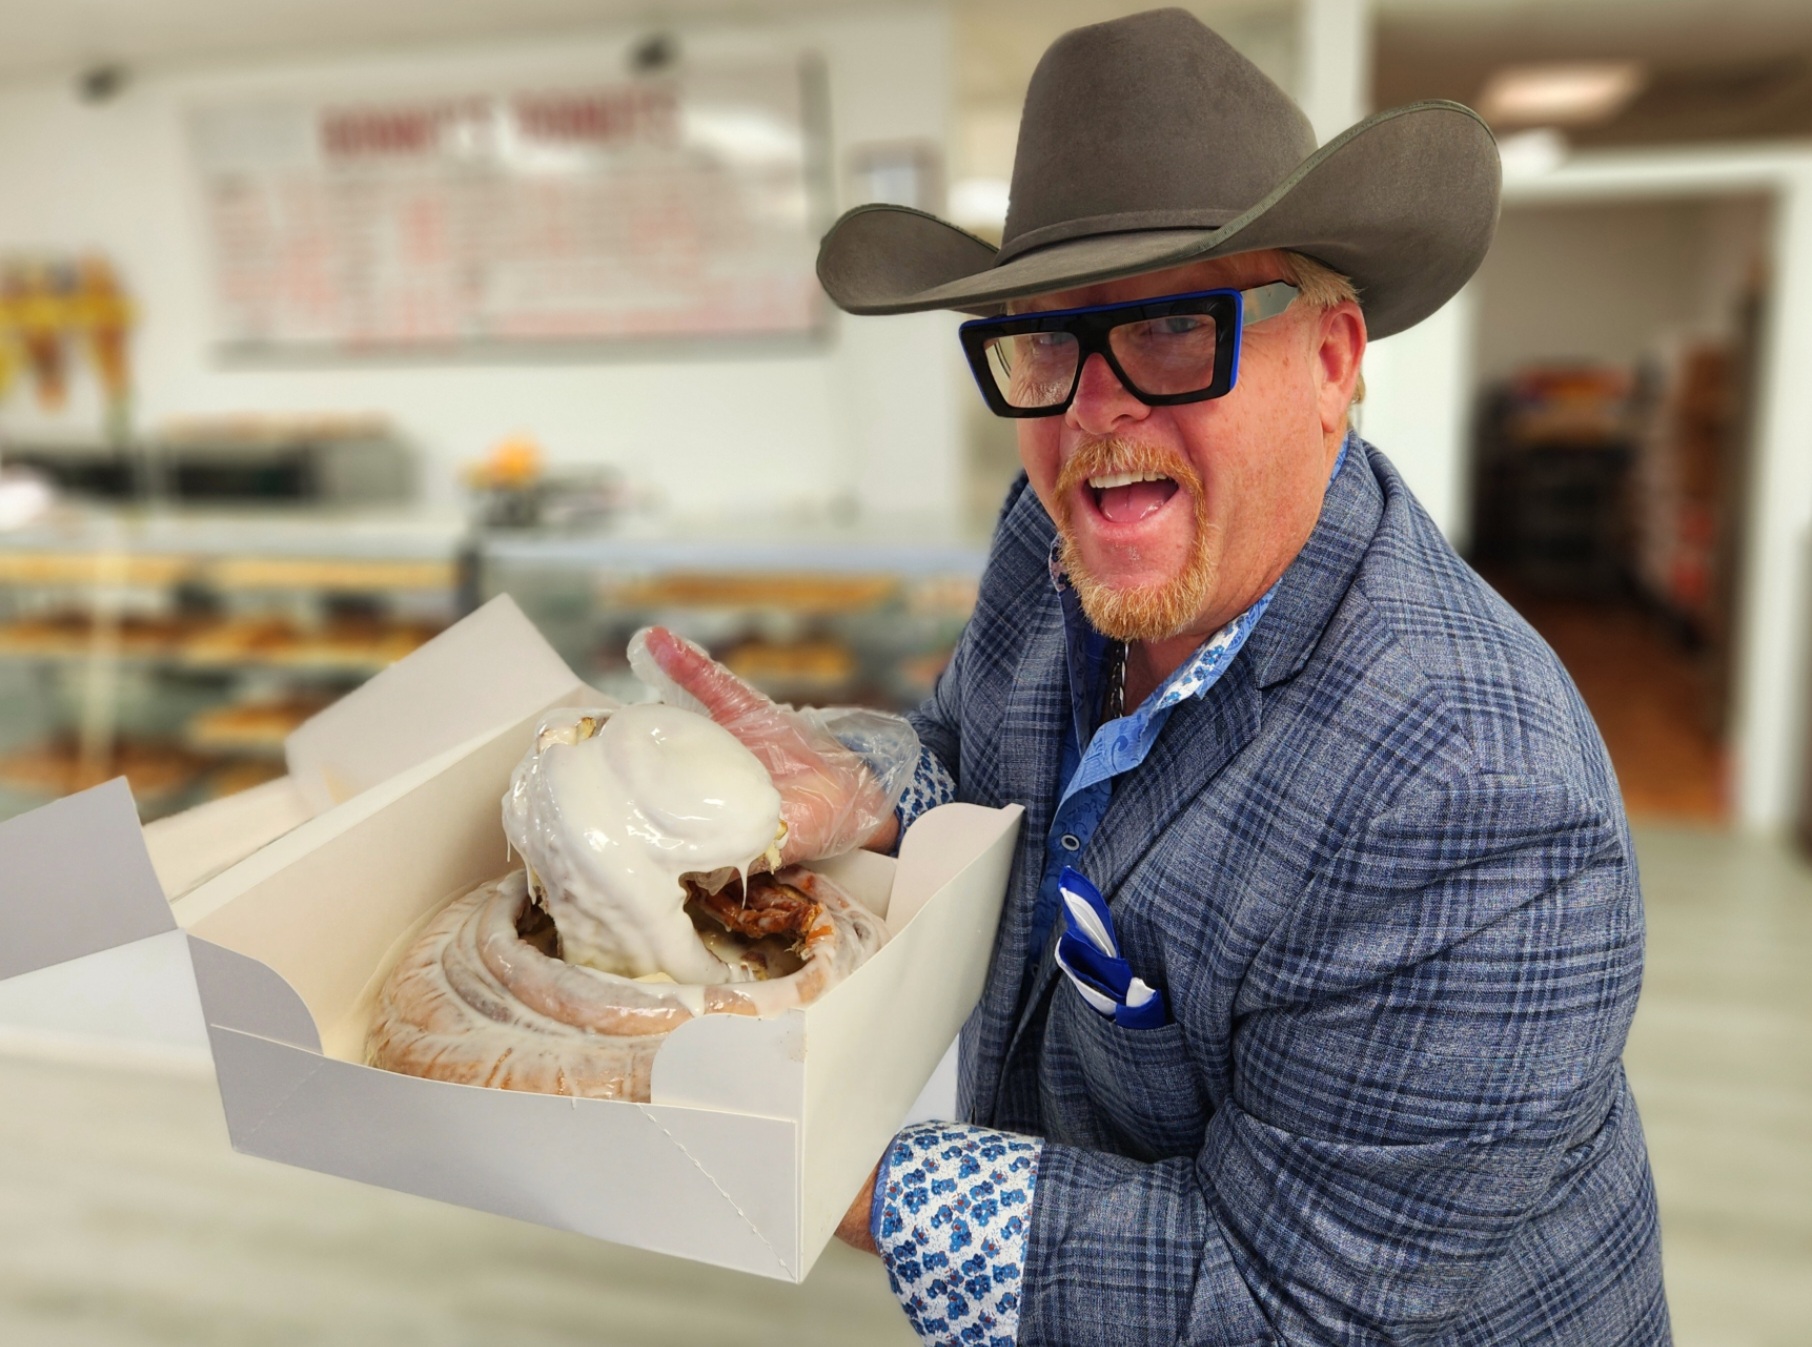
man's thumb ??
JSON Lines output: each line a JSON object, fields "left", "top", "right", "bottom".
{"left": 632, "top": 626, "right": 771, "bottom": 725}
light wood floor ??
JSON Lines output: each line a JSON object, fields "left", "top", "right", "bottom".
{"left": 1620, "top": 826, "right": 1812, "bottom": 1345}
{"left": 0, "top": 1065, "right": 917, "bottom": 1346}
{"left": 0, "top": 823, "right": 1805, "bottom": 1344}
{"left": 1484, "top": 578, "right": 1731, "bottom": 825}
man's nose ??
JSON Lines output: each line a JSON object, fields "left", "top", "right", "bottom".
{"left": 1066, "top": 352, "right": 1149, "bottom": 434}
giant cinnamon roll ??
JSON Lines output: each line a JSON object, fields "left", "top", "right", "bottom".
{"left": 367, "top": 703, "right": 888, "bottom": 1101}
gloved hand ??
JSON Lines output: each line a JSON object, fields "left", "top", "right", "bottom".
{"left": 629, "top": 626, "right": 919, "bottom": 865}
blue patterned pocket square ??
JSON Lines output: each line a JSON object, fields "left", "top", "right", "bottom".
{"left": 1055, "top": 866, "right": 1170, "bottom": 1030}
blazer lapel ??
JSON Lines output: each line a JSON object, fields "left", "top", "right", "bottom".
{"left": 963, "top": 591, "right": 1070, "bottom": 1118}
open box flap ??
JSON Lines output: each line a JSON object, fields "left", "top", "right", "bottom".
{"left": 142, "top": 776, "right": 315, "bottom": 900}
{"left": 186, "top": 936, "right": 321, "bottom": 1053}
{"left": 284, "top": 595, "right": 585, "bottom": 813}
{"left": 0, "top": 779, "right": 175, "bottom": 981}
{"left": 798, "top": 802, "right": 1021, "bottom": 1267}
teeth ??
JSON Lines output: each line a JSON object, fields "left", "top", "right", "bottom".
{"left": 1087, "top": 470, "right": 1170, "bottom": 490}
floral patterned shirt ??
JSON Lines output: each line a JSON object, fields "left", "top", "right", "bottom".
{"left": 871, "top": 1122, "right": 1042, "bottom": 1347}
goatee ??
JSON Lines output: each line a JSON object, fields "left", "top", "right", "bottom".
{"left": 1051, "top": 436, "right": 1218, "bottom": 643}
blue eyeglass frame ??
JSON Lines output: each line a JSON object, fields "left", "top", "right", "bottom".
{"left": 957, "top": 280, "right": 1299, "bottom": 418}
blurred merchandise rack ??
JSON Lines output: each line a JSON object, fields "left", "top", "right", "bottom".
{"left": 1470, "top": 366, "right": 1641, "bottom": 597}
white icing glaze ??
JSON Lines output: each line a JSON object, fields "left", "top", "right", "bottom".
{"left": 501, "top": 703, "right": 782, "bottom": 984}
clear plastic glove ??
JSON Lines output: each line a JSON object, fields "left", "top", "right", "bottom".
{"left": 629, "top": 626, "right": 919, "bottom": 865}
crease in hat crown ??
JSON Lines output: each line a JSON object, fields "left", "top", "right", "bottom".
{"left": 998, "top": 8, "right": 1314, "bottom": 264}
{"left": 813, "top": 5, "right": 1501, "bottom": 340}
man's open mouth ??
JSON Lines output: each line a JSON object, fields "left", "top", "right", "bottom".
{"left": 1087, "top": 470, "right": 1181, "bottom": 524}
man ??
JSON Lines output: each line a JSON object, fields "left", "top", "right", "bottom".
{"left": 647, "top": 9, "right": 1669, "bottom": 1344}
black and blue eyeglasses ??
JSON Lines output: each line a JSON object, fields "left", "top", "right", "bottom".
{"left": 958, "top": 280, "right": 1299, "bottom": 418}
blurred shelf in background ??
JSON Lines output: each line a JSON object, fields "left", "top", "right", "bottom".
{"left": 477, "top": 523, "right": 987, "bottom": 715}
{"left": 0, "top": 506, "right": 988, "bottom": 825}
{"left": 0, "top": 508, "right": 463, "bottom": 823}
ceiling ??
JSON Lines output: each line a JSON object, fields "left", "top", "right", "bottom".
{"left": 1374, "top": 0, "right": 1812, "bottom": 145}
{"left": 0, "top": 0, "right": 1807, "bottom": 148}
{"left": 0, "top": 0, "right": 909, "bottom": 82}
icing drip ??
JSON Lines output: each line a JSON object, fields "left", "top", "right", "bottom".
{"left": 501, "top": 704, "right": 783, "bottom": 985}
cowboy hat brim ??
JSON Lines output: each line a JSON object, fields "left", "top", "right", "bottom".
{"left": 816, "top": 100, "right": 1500, "bottom": 340}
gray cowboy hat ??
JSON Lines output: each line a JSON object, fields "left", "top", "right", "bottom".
{"left": 816, "top": 7, "right": 1500, "bottom": 339}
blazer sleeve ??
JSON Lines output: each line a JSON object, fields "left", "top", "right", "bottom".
{"left": 1017, "top": 774, "right": 1642, "bottom": 1345}
{"left": 908, "top": 648, "right": 964, "bottom": 794}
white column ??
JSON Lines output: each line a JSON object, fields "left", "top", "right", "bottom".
{"left": 1299, "top": 0, "right": 1474, "bottom": 542}
{"left": 1354, "top": 286, "right": 1477, "bottom": 545}
{"left": 1731, "top": 167, "right": 1812, "bottom": 831}
{"left": 1297, "top": 0, "right": 1371, "bottom": 143}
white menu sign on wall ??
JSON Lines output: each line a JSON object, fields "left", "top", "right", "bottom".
{"left": 190, "top": 59, "right": 825, "bottom": 352}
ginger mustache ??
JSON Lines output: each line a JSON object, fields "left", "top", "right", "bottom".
{"left": 1051, "top": 436, "right": 1219, "bottom": 644}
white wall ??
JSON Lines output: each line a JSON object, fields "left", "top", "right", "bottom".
{"left": 1355, "top": 288, "right": 1475, "bottom": 546}
{"left": 0, "top": 6, "right": 962, "bottom": 522}
{"left": 1470, "top": 196, "right": 1769, "bottom": 386}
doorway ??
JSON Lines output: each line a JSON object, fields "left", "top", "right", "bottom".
{"left": 1464, "top": 192, "right": 1772, "bottom": 824}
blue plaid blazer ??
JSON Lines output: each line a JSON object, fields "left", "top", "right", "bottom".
{"left": 910, "top": 441, "right": 1669, "bottom": 1345}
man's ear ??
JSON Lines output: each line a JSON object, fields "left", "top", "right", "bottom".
{"left": 1314, "top": 302, "right": 1367, "bottom": 438}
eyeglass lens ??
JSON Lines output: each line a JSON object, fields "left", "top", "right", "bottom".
{"left": 981, "top": 312, "right": 1222, "bottom": 410}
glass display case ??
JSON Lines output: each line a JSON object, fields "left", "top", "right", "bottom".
{"left": 474, "top": 526, "right": 987, "bottom": 714}
{"left": 0, "top": 510, "right": 463, "bottom": 822}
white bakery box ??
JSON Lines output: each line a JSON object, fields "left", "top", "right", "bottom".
{"left": 0, "top": 597, "right": 1021, "bottom": 1282}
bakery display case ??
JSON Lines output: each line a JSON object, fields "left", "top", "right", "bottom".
{"left": 0, "top": 509, "right": 464, "bottom": 822}
{"left": 0, "top": 495, "right": 988, "bottom": 827}
{"left": 475, "top": 525, "right": 988, "bottom": 714}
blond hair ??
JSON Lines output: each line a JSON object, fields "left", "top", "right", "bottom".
{"left": 1281, "top": 250, "right": 1365, "bottom": 412}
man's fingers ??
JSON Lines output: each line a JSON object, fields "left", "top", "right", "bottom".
{"left": 641, "top": 625, "right": 773, "bottom": 724}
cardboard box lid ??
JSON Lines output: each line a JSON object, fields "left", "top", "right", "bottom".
{"left": 0, "top": 779, "right": 174, "bottom": 982}
{"left": 0, "top": 779, "right": 211, "bottom": 1064}
{"left": 284, "top": 594, "right": 588, "bottom": 811}
{"left": 141, "top": 595, "right": 593, "bottom": 902}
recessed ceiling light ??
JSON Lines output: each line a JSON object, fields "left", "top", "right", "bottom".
{"left": 1497, "top": 128, "right": 1570, "bottom": 179}
{"left": 950, "top": 177, "right": 1011, "bottom": 230}
{"left": 1477, "top": 63, "right": 1645, "bottom": 127}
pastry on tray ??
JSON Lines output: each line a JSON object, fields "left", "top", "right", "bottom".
{"left": 724, "top": 638, "right": 859, "bottom": 697}
{"left": 187, "top": 694, "right": 334, "bottom": 752}
{"left": 179, "top": 615, "right": 301, "bottom": 665}
{"left": 0, "top": 737, "right": 207, "bottom": 799}
{"left": 605, "top": 572, "right": 899, "bottom": 615}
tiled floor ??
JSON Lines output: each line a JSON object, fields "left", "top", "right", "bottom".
{"left": 0, "top": 822, "right": 1805, "bottom": 1344}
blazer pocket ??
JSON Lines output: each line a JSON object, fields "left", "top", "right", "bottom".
{"left": 1047, "top": 982, "right": 1211, "bottom": 1163}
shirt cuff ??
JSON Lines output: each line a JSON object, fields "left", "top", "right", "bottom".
{"left": 893, "top": 747, "right": 958, "bottom": 850}
{"left": 872, "top": 1121, "right": 1043, "bottom": 1347}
